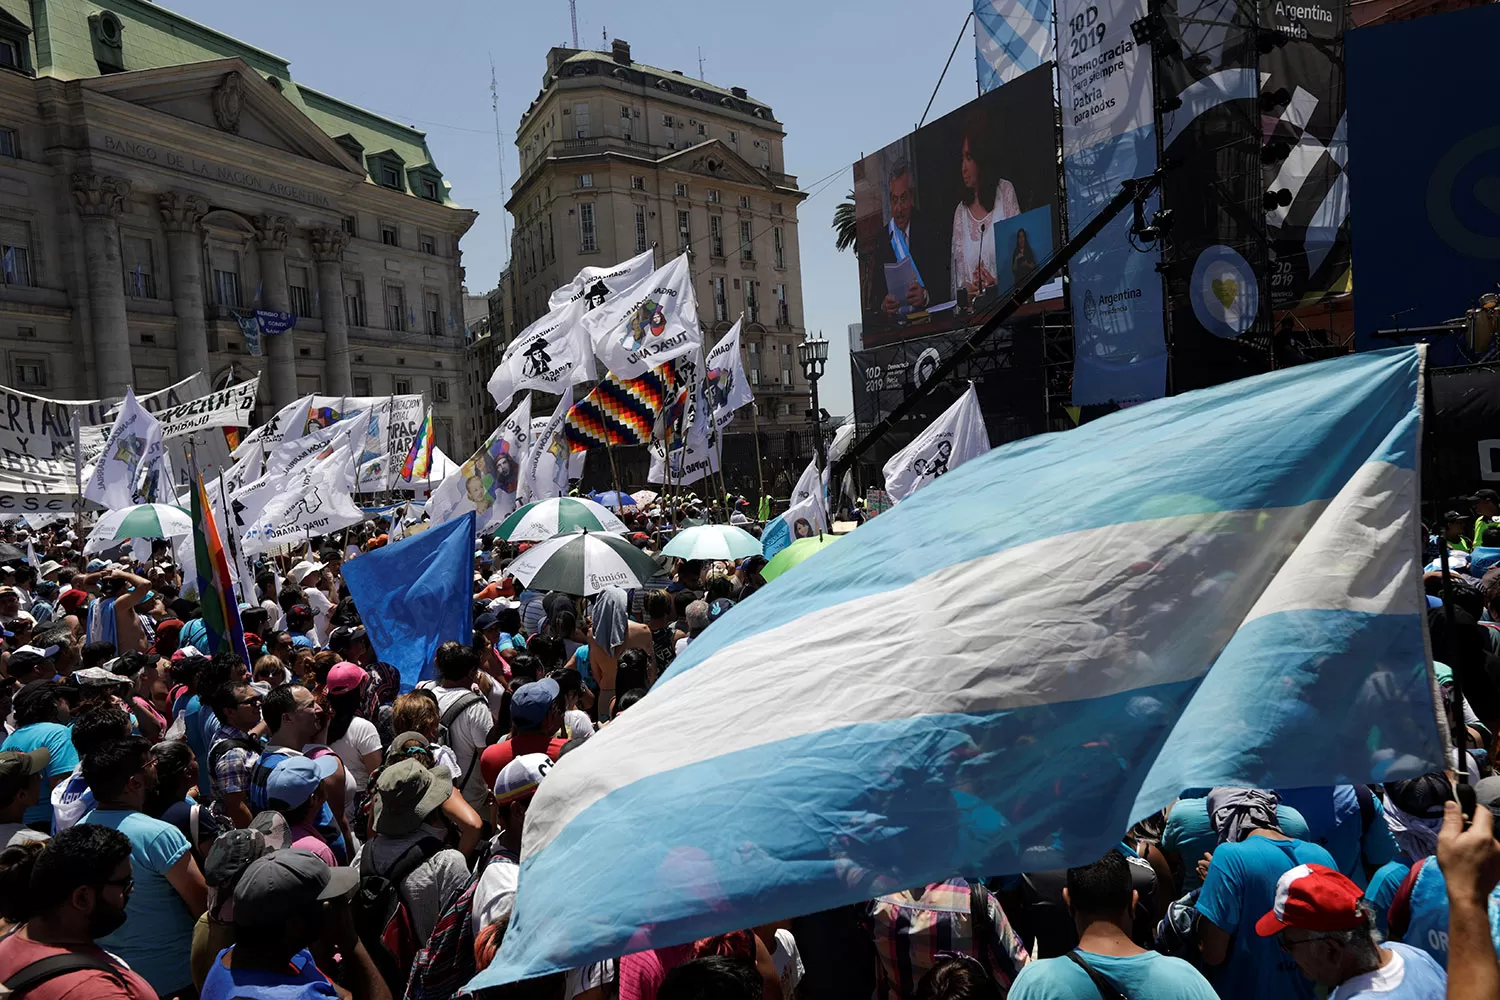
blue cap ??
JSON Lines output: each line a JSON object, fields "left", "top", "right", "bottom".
{"left": 510, "top": 678, "right": 560, "bottom": 729}
{"left": 265, "top": 755, "right": 339, "bottom": 810}
{"left": 86, "top": 559, "right": 107, "bottom": 572}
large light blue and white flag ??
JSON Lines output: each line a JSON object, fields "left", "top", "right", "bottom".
{"left": 474, "top": 345, "right": 1444, "bottom": 989}
{"left": 975, "top": 0, "right": 1053, "bottom": 93}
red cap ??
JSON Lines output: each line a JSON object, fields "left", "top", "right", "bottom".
{"left": 1255, "top": 863, "right": 1365, "bottom": 936}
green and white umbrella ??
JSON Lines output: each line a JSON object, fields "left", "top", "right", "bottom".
{"left": 661, "top": 524, "right": 762, "bottom": 561}
{"left": 505, "top": 529, "right": 659, "bottom": 595}
{"left": 761, "top": 533, "right": 844, "bottom": 582}
{"left": 84, "top": 503, "right": 192, "bottom": 554}
{"left": 495, "top": 497, "right": 628, "bottom": 542}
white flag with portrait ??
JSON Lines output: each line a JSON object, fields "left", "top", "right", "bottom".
{"left": 83, "top": 388, "right": 165, "bottom": 510}
{"left": 490, "top": 250, "right": 656, "bottom": 410}
{"left": 239, "top": 425, "right": 366, "bottom": 555}
{"left": 428, "top": 395, "right": 532, "bottom": 530}
{"left": 585, "top": 253, "right": 702, "bottom": 380}
{"left": 520, "top": 389, "right": 580, "bottom": 504}
{"left": 882, "top": 383, "right": 991, "bottom": 502}
{"left": 703, "top": 318, "right": 755, "bottom": 431}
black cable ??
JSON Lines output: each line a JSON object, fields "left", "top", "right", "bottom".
{"left": 919, "top": 10, "right": 977, "bottom": 130}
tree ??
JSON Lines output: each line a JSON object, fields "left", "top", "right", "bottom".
{"left": 832, "top": 191, "right": 857, "bottom": 252}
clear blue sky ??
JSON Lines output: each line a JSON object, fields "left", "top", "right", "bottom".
{"left": 168, "top": 0, "right": 989, "bottom": 414}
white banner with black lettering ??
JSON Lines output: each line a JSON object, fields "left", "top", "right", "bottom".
{"left": 704, "top": 318, "right": 755, "bottom": 431}
{"left": 585, "top": 254, "right": 703, "bottom": 380}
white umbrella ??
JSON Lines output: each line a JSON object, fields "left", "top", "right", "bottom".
{"left": 495, "top": 497, "right": 628, "bottom": 541}
{"left": 631, "top": 489, "right": 659, "bottom": 505}
{"left": 661, "top": 524, "right": 763, "bottom": 561}
{"left": 84, "top": 503, "right": 193, "bottom": 554}
{"left": 505, "top": 529, "right": 659, "bottom": 596}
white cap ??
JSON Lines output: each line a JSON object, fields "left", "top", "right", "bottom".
{"left": 289, "top": 560, "right": 325, "bottom": 583}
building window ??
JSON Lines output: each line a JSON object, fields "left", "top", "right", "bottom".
{"left": 579, "top": 203, "right": 597, "bottom": 253}
{"left": 775, "top": 283, "right": 789, "bottom": 325}
{"left": 421, "top": 178, "right": 440, "bottom": 201}
{"left": 342, "top": 215, "right": 358, "bottom": 237}
{"left": 0, "top": 220, "right": 32, "bottom": 287}
{"left": 352, "top": 375, "right": 372, "bottom": 396}
{"left": 677, "top": 210, "right": 691, "bottom": 252}
{"left": 661, "top": 114, "right": 673, "bottom": 127}
{"left": 13, "top": 358, "right": 46, "bottom": 387}
{"left": 674, "top": 182, "right": 687, "bottom": 197}
{"left": 620, "top": 104, "right": 631, "bottom": 119}
{"left": 419, "top": 234, "right": 437, "bottom": 255}
{"left": 713, "top": 276, "right": 727, "bottom": 322}
{"left": 384, "top": 284, "right": 407, "bottom": 332}
{"left": 380, "top": 164, "right": 402, "bottom": 190}
{"left": 709, "top": 216, "right": 724, "bottom": 258}
{"left": 708, "top": 189, "right": 720, "bottom": 204}
{"left": 434, "top": 380, "right": 450, "bottom": 402}
{"left": 393, "top": 377, "right": 411, "bottom": 395}
{"left": 577, "top": 173, "right": 593, "bottom": 189}
{"left": 634, "top": 206, "right": 648, "bottom": 253}
{"left": 424, "top": 290, "right": 441, "bottom": 335}
{"left": 631, "top": 175, "right": 644, "bottom": 190}
{"left": 745, "top": 279, "right": 760, "bottom": 323}
{"left": 344, "top": 277, "right": 366, "bottom": 327}
{"left": 288, "top": 266, "right": 313, "bottom": 318}
{"left": 0, "top": 128, "right": 16, "bottom": 159}
{"left": 739, "top": 194, "right": 751, "bottom": 209}
{"left": 212, "top": 268, "right": 240, "bottom": 307}
{"left": 380, "top": 224, "right": 399, "bottom": 247}
{"left": 121, "top": 237, "right": 156, "bottom": 298}
{"left": 697, "top": 123, "right": 707, "bottom": 136}
{"left": 772, "top": 201, "right": 783, "bottom": 215}
{"left": 728, "top": 129, "right": 738, "bottom": 144}
{"left": 773, "top": 227, "right": 786, "bottom": 269}
{"left": 747, "top": 340, "right": 759, "bottom": 383}
{"left": 739, "top": 220, "right": 755, "bottom": 261}
{"left": 0, "top": 39, "right": 19, "bottom": 71}
{"left": 573, "top": 102, "right": 591, "bottom": 137}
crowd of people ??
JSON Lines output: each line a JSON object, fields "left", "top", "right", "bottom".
{"left": 0, "top": 493, "right": 1495, "bottom": 1000}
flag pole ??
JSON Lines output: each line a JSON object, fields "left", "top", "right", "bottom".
{"left": 749, "top": 401, "right": 766, "bottom": 521}
{"left": 605, "top": 441, "right": 625, "bottom": 514}
{"left": 71, "top": 411, "right": 84, "bottom": 541}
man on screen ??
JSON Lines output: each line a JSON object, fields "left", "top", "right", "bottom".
{"left": 873, "top": 162, "right": 929, "bottom": 320}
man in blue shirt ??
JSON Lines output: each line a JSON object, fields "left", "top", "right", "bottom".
{"left": 0, "top": 681, "right": 77, "bottom": 829}
{"left": 1257, "top": 863, "right": 1445, "bottom": 999}
{"left": 1276, "top": 785, "right": 1397, "bottom": 888}
{"left": 1196, "top": 790, "right": 1338, "bottom": 1000}
{"left": 1008, "top": 851, "right": 1217, "bottom": 999}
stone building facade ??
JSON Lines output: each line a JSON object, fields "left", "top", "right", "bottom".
{"left": 0, "top": 0, "right": 475, "bottom": 453}
{"left": 506, "top": 39, "right": 814, "bottom": 485}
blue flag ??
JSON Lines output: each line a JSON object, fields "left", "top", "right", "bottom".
{"left": 344, "top": 511, "right": 475, "bottom": 691}
{"left": 473, "top": 346, "right": 1444, "bottom": 989}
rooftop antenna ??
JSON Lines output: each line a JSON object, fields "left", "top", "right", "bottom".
{"left": 698, "top": 46, "right": 705, "bottom": 79}
{"left": 569, "top": 0, "right": 579, "bottom": 47}
{"left": 490, "top": 53, "right": 510, "bottom": 267}
{"left": 603, "top": 26, "right": 608, "bottom": 49}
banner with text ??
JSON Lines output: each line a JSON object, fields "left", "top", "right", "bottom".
{"left": 1060, "top": 0, "right": 1168, "bottom": 405}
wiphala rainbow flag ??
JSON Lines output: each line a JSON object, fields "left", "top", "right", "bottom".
{"left": 563, "top": 361, "right": 679, "bottom": 453}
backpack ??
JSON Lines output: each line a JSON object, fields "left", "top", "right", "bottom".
{"left": 0, "top": 952, "right": 128, "bottom": 997}
{"left": 405, "top": 838, "right": 517, "bottom": 1000}
{"left": 435, "top": 690, "right": 489, "bottom": 799}
{"left": 352, "top": 836, "right": 445, "bottom": 994}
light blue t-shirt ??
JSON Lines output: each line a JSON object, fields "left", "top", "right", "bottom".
{"left": 1196, "top": 835, "right": 1338, "bottom": 1000}
{"left": 1009, "top": 949, "right": 1219, "bottom": 1000}
{"left": 82, "top": 807, "right": 196, "bottom": 995}
{"left": 1366, "top": 859, "right": 1411, "bottom": 936}
{"left": 1331, "top": 942, "right": 1445, "bottom": 1000}
{"left": 1, "top": 722, "right": 78, "bottom": 825}
{"left": 1276, "top": 786, "right": 1397, "bottom": 888}
{"left": 201, "top": 946, "right": 338, "bottom": 1000}
{"left": 1162, "top": 796, "right": 1310, "bottom": 891}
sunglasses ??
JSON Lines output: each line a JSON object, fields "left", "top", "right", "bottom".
{"left": 102, "top": 875, "right": 134, "bottom": 894}
{"left": 1277, "top": 931, "right": 1336, "bottom": 952}
{"left": 237, "top": 695, "right": 264, "bottom": 707}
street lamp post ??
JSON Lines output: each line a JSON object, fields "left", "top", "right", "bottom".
{"left": 796, "top": 333, "right": 829, "bottom": 471}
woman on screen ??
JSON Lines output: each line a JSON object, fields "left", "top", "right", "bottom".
{"left": 1011, "top": 228, "right": 1037, "bottom": 286}
{"left": 950, "top": 120, "right": 1020, "bottom": 303}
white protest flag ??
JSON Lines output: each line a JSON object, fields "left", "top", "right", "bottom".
{"left": 84, "top": 388, "right": 164, "bottom": 510}
{"left": 648, "top": 354, "right": 720, "bottom": 487}
{"left": 882, "top": 383, "right": 992, "bottom": 502}
{"left": 520, "top": 388, "right": 579, "bottom": 504}
{"left": 548, "top": 247, "right": 655, "bottom": 311}
{"left": 526, "top": 413, "right": 584, "bottom": 493}
{"left": 584, "top": 253, "right": 702, "bottom": 380}
{"left": 240, "top": 422, "right": 365, "bottom": 555}
{"left": 761, "top": 458, "right": 828, "bottom": 558}
{"left": 490, "top": 251, "right": 655, "bottom": 411}
{"left": 427, "top": 395, "right": 531, "bottom": 530}
{"left": 704, "top": 318, "right": 755, "bottom": 431}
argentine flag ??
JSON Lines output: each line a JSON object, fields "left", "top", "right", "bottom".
{"left": 475, "top": 346, "right": 1444, "bottom": 988}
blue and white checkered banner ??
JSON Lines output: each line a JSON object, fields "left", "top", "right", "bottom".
{"left": 975, "top": 0, "right": 1054, "bottom": 93}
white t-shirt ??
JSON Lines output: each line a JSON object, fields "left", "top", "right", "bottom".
{"left": 417, "top": 682, "right": 495, "bottom": 811}
{"left": 0, "top": 821, "right": 47, "bottom": 847}
{"left": 565, "top": 962, "right": 617, "bottom": 1000}
{"left": 362, "top": 824, "right": 470, "bottom": 944}
{"left": 772, "top": 928, "right": 804, "bottom": 1000}
{"left": 471, "top": 855, "right": 520, "bottom": 935}
{"left": 563, "top": 709, "right": 595, "bottom": 742}
{"left": 303, "top": 587, "right": 334, "bottom": 645}
{"left": 330, "top": 716, "right": 382, "bottom": 794}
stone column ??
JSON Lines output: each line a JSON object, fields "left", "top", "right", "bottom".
{"left": 158, "top": 192, "right": 210, "bottom": 381}
{"left": 309, "top": 226, "right": 352, "bottom": 396}
{"left": 71, "top": 173, "right": 133, "bottom": 398}
{"left": 253, "top": 214, "right": 296, "bottom": 408}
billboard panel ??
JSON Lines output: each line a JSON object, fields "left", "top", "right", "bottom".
{"left": 1058, "top": 0, "right": 1169, "bottom": 405}
{"left": 853, "top": 64, "right": 1061, "bottom": 350}
{"left": 1347, "top": 5, "right": 1500, "bottom": 364}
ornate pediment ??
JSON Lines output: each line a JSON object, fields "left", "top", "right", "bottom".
{"left": 660, "top": 140, "right": 768, "bottom": 187}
